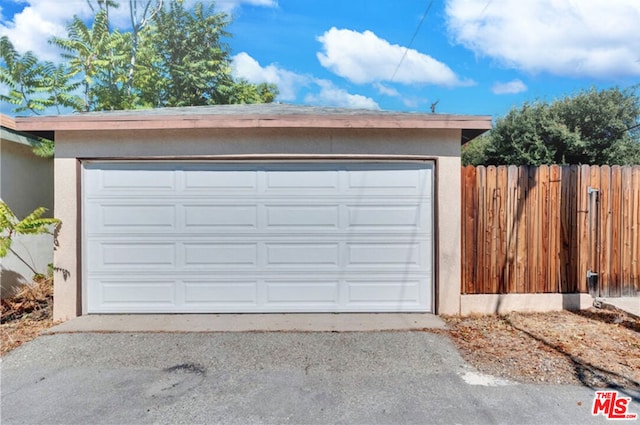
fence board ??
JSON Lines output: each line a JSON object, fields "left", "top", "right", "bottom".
{"left": 515, "top": 166, "right": 529, "bottom": 293}
{"left": 549, "top": 165, "right": 561, "bottom": 292}
{"left": 611, "top": 166, "right": 622, "bottom": 296}
{"left": 621, "top": 166, "right": 632, "bottom": 296}
{"left": 578, "top": 166, "right": 591, "bottom": 293}
{"left": 461, "top": 165, "right": 639, "bottom": 296}
{"left": 599, "top": 166, "right": 611, "bottom": 296}
{"left": 497, "top": 166, "right": 508, "bottom": 292}
{"left": 487, "top": 166, "right": 498, "bottom": 293}
{"left": 462, "top": 166, "right": 476, "bottom": 294}
{"left": 506, "top": 165, "right": 519, "bottom": 293}
{"left": 630, "top": 166, "right": 640, "bottom": 294}
{"left": 559, "top": 166, "right": 572, "bottom": 292}
{"left": 476, "top": 166, "right": 487, "bottom": 294}
{"left": 527, "top": 167, "right": 539, "bottom": 293}
{"left": 569, "top": 166, "right": 579, "bottom": 292}
{"left": 585, "top": 167, "right": 601, "bottom": 295}
{"left": 539, "top": 165, "right": 550, "bottom": 293}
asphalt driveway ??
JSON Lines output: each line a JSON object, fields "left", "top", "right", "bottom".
{"left": 1, "top": 332, "right": 637, "bottom": 424}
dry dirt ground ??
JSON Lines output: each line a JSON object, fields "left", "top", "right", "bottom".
{"left": 2, "top": 283, "right": 639, "bottom": 391}
{"left": 438, "top": 308, "right": 640, "bottom": 390}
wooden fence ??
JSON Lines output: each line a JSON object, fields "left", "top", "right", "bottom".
{"left": 461, "top": 165, "right": 640, "bottom": 297}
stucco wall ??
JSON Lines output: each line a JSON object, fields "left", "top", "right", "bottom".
{"left": 0, "top": 137, "right": 53, "bottom": 217}
{"left": 53, "top": 127, "right": 462, "bottom": 320}
{"left": 0, "top": 136, "right": 54, "bottom": 298}
{"left": 1, "top": 233, "right": 53, "bottom": 297}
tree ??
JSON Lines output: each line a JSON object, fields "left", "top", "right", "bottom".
{"left": 136, "top": 1, "right": 277, "bottom": 107}
{"left": 50, "top": 11, "right": 137, "bottom": 111}
{"left": 461, "top": 133, "right": 490, "bottom": 166}
{"left": 465, "top": 87, "right": 640, "bottom": 166}
{"left": 0, "top": 36, "right": 81, "bottom": 114}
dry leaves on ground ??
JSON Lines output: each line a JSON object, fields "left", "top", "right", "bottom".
{"left": 439, "top": 308, "right": 640, "bottom": 390}
{"left": 1, "top": 317, "right": 54, "bottom": 355}
{"left": 1, "top": 276, "right": 55, "bottom": 355}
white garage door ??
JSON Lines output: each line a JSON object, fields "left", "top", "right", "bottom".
{"left": 84, "top": 162, "right": 433, "bottom": 313}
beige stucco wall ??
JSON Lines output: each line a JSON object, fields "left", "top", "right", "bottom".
{"left": 53, "top": 127, "right": 462, "bottom": 320}
{"left": 0, "top": 135, "right": 54, "bottom": 298}
{"left": 0, "top": 136, "right": 53, "bottom": 217}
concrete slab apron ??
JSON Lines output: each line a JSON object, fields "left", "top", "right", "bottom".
{"left": 3, "top": 332, "right": 636, "bottom": 425}
{"left": 44, "top": 313, "right": 447, "bottom": 333}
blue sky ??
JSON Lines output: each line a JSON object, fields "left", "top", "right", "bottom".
{"left": 1, "top": 0, "right": 639, "bottom": 118}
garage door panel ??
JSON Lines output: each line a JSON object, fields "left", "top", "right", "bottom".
{"left": 88, "top": 275, "right": 432, "bottom": 312}
{"left": 347, "top": 168, "right": 427, "bottom": 192}
{"left": 88, "top": 241, "right": 176, "bottom": 270}
{"left": 347, "top": 243, "right": 426, "bottom": 268}
{"left": 265, "top": 170, "right": 339, "bottom": 190}
{"left": 347, "top": 204, "right": 427, "bottom": 228}
{"left": 183, "top": 205, "right": 258, "bottom": 229}
{"left": 183, "top": 281, "right": 257, "bottom": 304}
{"left": 183, "top": 170, "right": 257, "bottom": 190}
{"left": 102, "top": 169, "right": 175, "bottom": 191}
{"left": 84, "top": 162, "right": 433, "bottom": 313}
{"left": 265, "top": 281, "right": 339, "bottom": 304}
{"left": 265, "top": 243, "right": 339, "bottom": 266}
{"left": 85, "top": 165, "right": 177, "bottom": 194}
{"left": 86, "top": 203, "right": 177, "bottom": 233}
{"left": 101, "top": 243, "right": 176, "bottom": 267}
{"left": 266, "top": 205, "right": 339, "bottom": 228}
{"left": 347, "top": 280, "right": 424, "bottom": 304}
{"left": 183, "top": 243, "right": 257, "bottom": 266}
{"left": 97, "top": 280, "right": 176, "bottom": 305}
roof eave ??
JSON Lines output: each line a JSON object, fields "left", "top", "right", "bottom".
{"left": 14, "top": 113, "right": 492, "bottom": 143}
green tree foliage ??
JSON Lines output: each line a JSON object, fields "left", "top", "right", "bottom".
{"left": 50, "top": 11, "right": 128, "bottom": 111}
{"left": 137, "top": 1, "right": 234, "bottom": 107}
{"left": 137, "top": 1, "right": 277, "bottom": 107}
{"left": 0, "top": 36, "right": 82, "bottom": 114}
{"left": 0, "top": 0, "right": 277, "bottom": 114}
{"left": 465, "top": 87, "right": 640, "bottom": 166}
{"left": 461, "top": 134, "right": 490, "bottom": 166}
{"left": 0, "top": 202, "right": 60, "bottom": 258}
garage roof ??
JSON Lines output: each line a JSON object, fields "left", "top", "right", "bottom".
{"left": 13, "top": 104, "right": 492, "bottom": 144}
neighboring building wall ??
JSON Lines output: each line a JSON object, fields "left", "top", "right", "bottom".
{"left": 1, "top": 133, "right": 54, "bottom": 218}
{"left": 53, "top": 127, "right": 463, "bottom": 320}
{"left": 0, "top": 129, "right": 54, "bottom": 297}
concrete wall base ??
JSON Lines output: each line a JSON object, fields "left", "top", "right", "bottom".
{"left": 459, "top": 293, "right": 594, "bottom": 315}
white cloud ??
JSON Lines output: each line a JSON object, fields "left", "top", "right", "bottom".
{"left": 0, "top": 0, "right": 91, "bottom": 60}
{"left": 232, "top": 52, "right": 378, "bottom": 109}
{"left": 304, "top": 80, "right": 379, "bottom": 110}
{"left": 316, "top": 27, "right": 471, "bottom": 87}
{"left": 232, "top": 52, "right": 308, "bottom": 101}
{"left": 491, "top": 79, "right": 527, "bottom": 95}
{"left": 446, "top": 0, "right": 640, "bottom": 78}
{"left": 373, "top": 82, "right": 399, "bottom": 97}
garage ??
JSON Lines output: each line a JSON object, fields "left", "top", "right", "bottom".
{"left": 14, "top": 104, "right": 491, "bottom": 320}
{"left": 84, "top": 161, "right": 433, "bottom": 313}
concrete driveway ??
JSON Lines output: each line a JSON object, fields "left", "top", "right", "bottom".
{"left": 1, "top": 331, "right": 638, "bottom": 424}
